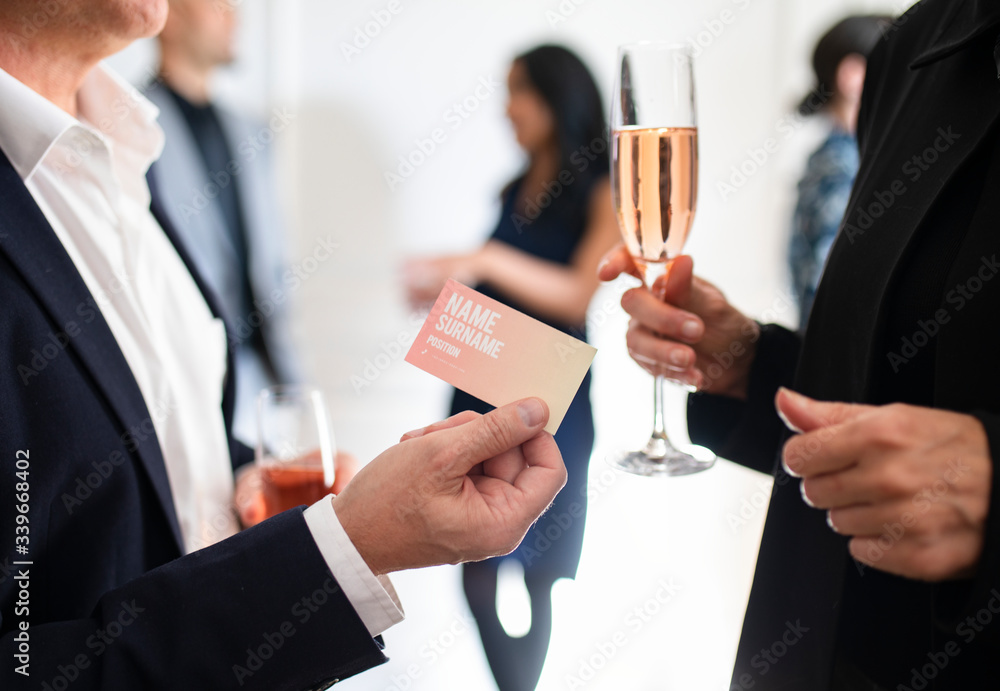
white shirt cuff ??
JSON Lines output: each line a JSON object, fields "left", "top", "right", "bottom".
{"left": 303, "top": 497, "right": 405, "bottom": 637}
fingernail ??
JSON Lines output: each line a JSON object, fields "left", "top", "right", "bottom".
{"left": 799, "top": 481, "right": 814, "bottom": 507}
{"left": 401, "top": 426, "right": 426, "bottom": 441}
{"left": 826, "top": 512, "right": 839, "bottom": 533}
{"left": 681, "top": 320, "right": 701, "bottom": 340}
{"left": 777, "top": 408, "right": 804, "bottom": 434}
{"left": 518, "top": 398, "right": 545, "bottom": 427}
{"left": 669, "top": 349, "right": 691, "bottom": 367}
{"left": 775, "top": 389, "right": 805, "bottom": 433}
{"left": 779, "top": 387, "right": 807, "bottom": 404}
{"left": 597, "top": 257, "right": 609, "bottom": 274}
{"left": 782, "top": 457, "right": 802, "bottom": 479}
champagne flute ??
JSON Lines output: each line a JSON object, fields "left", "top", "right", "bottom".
{"left": 256, "top": 385, "right": 337, "bottom": 516}
{"left": 608, "top": 43, "right": 716, "bottom": 477}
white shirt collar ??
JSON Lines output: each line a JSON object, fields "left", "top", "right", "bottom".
{"left": 0, "top": 62, "right": 164, "bottom": 182}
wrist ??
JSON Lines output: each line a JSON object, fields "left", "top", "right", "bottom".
{"left": 475, "top": 242, "right": 501, "bottom": 284}
{"left": 709, "top": 318, "right": 759, "bottom": 400}
{"left": 331, "top": 494, "right": 388, "bottom": 576}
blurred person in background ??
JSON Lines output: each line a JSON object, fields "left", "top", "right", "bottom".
{"left": 405, "top": 44, "right": 619, "bottom": 691}
{"left": 0, "top": 0, "right": 570, "bottom": 685}
{"left": 146, "top": 0, "right": 303, "bottom": 445}
{"left": 788, "top": 15, "right": 888, "bottom": 329}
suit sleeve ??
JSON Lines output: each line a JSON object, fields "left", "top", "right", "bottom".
{"left": 1, "top": 509, "right": 387, "bottom": 691}
{"left": 686, "top": 323, "right": 801, "bottom": 475}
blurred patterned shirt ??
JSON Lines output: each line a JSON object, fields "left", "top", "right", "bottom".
{"left": 788, "top": 129, "right": 859, "bottom": 329}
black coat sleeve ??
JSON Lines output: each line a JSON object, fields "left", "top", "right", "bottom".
{"left": 686, "top": 323, "right": 802, "bottom": 475}
{"left": 1, "top": 509, "right": 387, "bottom": 690}
{"left": 930, "top": 410, "right": 1000, "bottom": 652}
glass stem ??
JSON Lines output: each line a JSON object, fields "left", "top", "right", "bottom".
{"left": 645, "top": 375, "right": 673, "bottom": 460}
{"left": 652, "top": 375, "right": 668, "bottom": 440}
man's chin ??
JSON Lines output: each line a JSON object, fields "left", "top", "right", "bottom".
{"left": 139, "top": 0, "right": 171, "bottom": 38}
{"left": 116, "top": 0, "right": 170, "bottom": 41}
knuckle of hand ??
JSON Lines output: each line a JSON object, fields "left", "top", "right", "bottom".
{"left": 479, "top": 411, "right": 513, "bottom": 450}
{"left": 434, "top": 436, "right": 466, "bottom": 476}
{"left": 872, "top": 469, "right": 904, "bottom": 498}
{"left": 875, "top": 405, "right": 913, "bottom": 445}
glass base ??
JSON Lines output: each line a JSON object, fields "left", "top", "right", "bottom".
{"left": 607, "top": 435, "right": 716, "bottom": 477}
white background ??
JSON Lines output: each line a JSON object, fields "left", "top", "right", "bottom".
{"left": 111, "top": 1, "right": 904, "bottom": 688}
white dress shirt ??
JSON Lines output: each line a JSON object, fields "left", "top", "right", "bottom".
{"left": 0, "top": 63, "right": 402, "bottom": 636}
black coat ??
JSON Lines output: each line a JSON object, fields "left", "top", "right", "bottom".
{"left": 690, "top": 0, "right": 1000, "bottom": 688}
{"left": 0, "top": 148, "right": 386, "bottom": 689}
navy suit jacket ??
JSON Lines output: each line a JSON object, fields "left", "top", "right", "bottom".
{"left": 0, "top": 148, "right": 386, "bottom": 689}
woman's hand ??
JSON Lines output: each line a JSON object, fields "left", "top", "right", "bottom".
{"left": 598, "top": 245, "right": 760, "bottom": 399}
{"left": 778, "top": 388, "right": 992, "bottom": 581}
{"left": 403, "top": 252, "right": 484, "bottom": 308}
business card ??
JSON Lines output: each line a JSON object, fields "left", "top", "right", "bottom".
{"left": 405, "top": 280, "right": 597, "bottom": 434}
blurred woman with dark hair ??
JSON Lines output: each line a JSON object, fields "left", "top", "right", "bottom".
{"left": 405, "top": 44, "right": 618, "bottom": 690}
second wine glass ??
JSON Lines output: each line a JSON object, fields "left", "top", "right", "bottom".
{"left": 256, "top": 385, "right": 337, "bottom": 515}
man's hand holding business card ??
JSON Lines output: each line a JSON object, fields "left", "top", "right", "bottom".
{"left": 332, "top": 398, "right": 567, "bottom": 575}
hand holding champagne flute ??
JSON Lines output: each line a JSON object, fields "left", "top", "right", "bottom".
{"left": 608, "top": 43, "right": 715, "bottom": 476}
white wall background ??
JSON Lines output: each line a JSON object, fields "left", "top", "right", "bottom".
{"left": 110, "top": 1, "right": 905, "bottom": 688}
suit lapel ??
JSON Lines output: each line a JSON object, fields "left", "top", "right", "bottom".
{"left": 802, "top": 34, "right": 1000, "bottom": 402}
{"left": 0, "top": 150, "right": 186, "bottom": 552}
